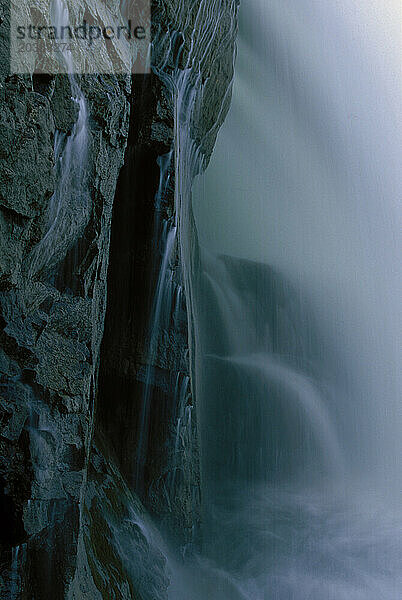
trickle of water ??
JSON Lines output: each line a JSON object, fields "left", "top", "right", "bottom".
{"left": 169, "top": 374, "right": 190, "bottom": 492}
{"left": 152, "top": 151, "right": 174, "bottom": 242}
{"left": 28, "top": 0, "right": 90, "bottom": 279}
{"left": 9, "top": 544, "right": 27, "bottom": 600}
{"left": 135, "top": 224, "right": 177, "bottom": 489}
{"left": 9, "top": 546, "right": 20, "bottom": 600}
{"left": 173, "top": 285, "right": 183, "bottom": 326}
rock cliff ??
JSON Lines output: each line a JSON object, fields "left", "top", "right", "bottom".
{"left": 0, "top": 0, "right": 237, "bottom": 597}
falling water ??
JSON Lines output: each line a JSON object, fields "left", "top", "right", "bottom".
{"left": 28, "top": 0, "right": 90, "bottom": 279}
{"left": 135, "top": 222, "right": 177, "bottom": 490}
{"left": 9, "top": 546, "right": 20, "bottom": 599}
{"left": 187, "top": 0, "right": 402, "bottom": 598}
{"left": 8, "top": 544, "right": 27, "bottom": 599}
{"left": 134, "top": 0, "right": 238, "bottom": 501}
{"left": 168, "top": 373, "right": 190, "bottom": 493}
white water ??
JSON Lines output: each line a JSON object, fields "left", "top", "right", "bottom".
{"left": 8, "top": 544, "right": 27, "bottom": 599}
{"left": 9, "top": 546, "right": 20, "bottom": 600}
{"left": 135, "top": 222, "right": 177, "bottom": 489}
{"left": 133, "top": 0, "right": 237, "bottom": 507}
{"left": 217, "top": 352, "right": 344, "bottom": 476}
{"left": 194, "top": 0, "right": 402, "bottom": 480}
{"left": 28, "top": 0, "right": 90, "bottom": 278}
{"left": 170, "top": 375, "right": 192, "bottom": 491}
{"left": 186, "top": 0, "right": 402, "bottom": 598}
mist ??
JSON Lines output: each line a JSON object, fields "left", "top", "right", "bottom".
{"left": 193, "top": 0, "right": 402, "bottom": 484}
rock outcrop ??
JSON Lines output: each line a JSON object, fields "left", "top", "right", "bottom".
{"left": 0, "top": 1, "right": 131, "bottom": 596}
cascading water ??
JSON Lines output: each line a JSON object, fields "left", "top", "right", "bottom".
{"left": 186, "top": 0, "right": 402, "bottom": 598}
{"left": 28, "top": 0, "right": 90, "bottom": 279}
{"left": 168, "top": 373, "right": 191, "bottom": 494}
{"left": 133, "top": 0, "right": 237, "bottom": 507}
{"left": 10, "top": 546, "right": 21, "bottom": 600}
{"left": 135, "top": 218, "right": 178, "bottom": 490}
{"left": 7, "top": 0, "right": 91, "bottom": 593}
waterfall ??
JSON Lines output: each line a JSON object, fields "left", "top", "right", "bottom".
{"left": 8, "top": 544, "right": 26, "bottom": 599}
{"left": 28, "top": 0, "right": 90, "bottom": 280}
{"left": 168, "top": 373, "right": 190, "bottom": 494}
{"left": 186, "top": 0, "right": 402, "bottom": 598}
{"left": 135, "top": 221, "right": 177, "bottom": 490}
{"left": 9, "top": 546, "right": 20, "bottom": 599}
{"left": 133, "top": 0, "right": 238, "bottom": 506}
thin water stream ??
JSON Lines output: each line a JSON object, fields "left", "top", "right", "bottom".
{"left": 28, "top": 0, "right": 90, "bottom": 279}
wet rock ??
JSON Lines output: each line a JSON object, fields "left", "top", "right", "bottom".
{"left": 0, "top": 0, "right": 237, "bottom": 596}
{"left": 0, "top": 0, "right": 130, "bottom": 594}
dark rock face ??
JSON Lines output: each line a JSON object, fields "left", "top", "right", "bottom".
{"left": 0, "top": 0, "right": 131, "bottom": 593}
{"left": 96, "top": 72, "right": 197, "bottom": 547}
{"left": 0, "top": 0, "right": 237, "bottom": 597}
